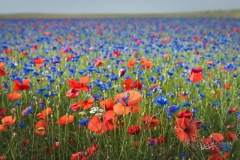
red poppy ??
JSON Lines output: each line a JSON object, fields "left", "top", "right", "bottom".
{"left": 94, "top": 58, "right": 103, "bottom": 66}
{"left": 210, "top": 133, "right": 224, "bottom": 143}
{"left": 0, "top": 124, "right": 7, "bottom": 132}
{"left": 68, "top": 76, "right": 90, "bottom": 92}
{"left": 189, "top": 67, "right": 204, "bottom": 83}
{"left": 163, "top": 54, "right": 169, "bottom": 59}
{"left": 122, "top": 78, "right": 142, "bottom": 91}
{"left": 77, "top": 97, "right": 94, "bottom": 110}
{"left": 100, "top": 98, "right": 115, "bottom": 111}
{"left": 134, "top": 141, "right": 140, "bottom": 148}
{"left": 113, "top": 103, "right": 141, "bottom": 115}
{"left": 113, "top": 51, "right": 121, "bottom": 57}
{"left": 21, "top": 51, "right": 28, "bottom": 56}
{"left": 208, "top": 153, "right": 224, "bottom": 160}
{"left": 177, "top": 110, "right": 192, "bottom": 119}
{"left": 141, "top": 60, "right": 152, "bottom": 69}
{"left": 127, "top": 125, "right": 141, "bottom": 135}
{"left": 22, "top": 139, "right": 30, "bottom": 147}
{"left": 5, "top": 47, "right": 12, "bottom": 54}
{"left": 35, "top": 120, "right": 47, "bottom": 136}
{"left": 225, "top": 132, "right": 237, "bottom": 141}
{"left": 66, "top": 54, "right": 74, "bottom": 61}
{"left": 13, "top": 78, "right": 30, "bottom": 91}
{"left": 86, "top": 143, "right": 98, "bottom": 159}
{"left": 194, "top": 120, "right": 202, "bottom": 129}
{"left": 207, "top": 61, "right": 214, "bottom": 65}
{"left": 138, "top": 115, "right": 159, "bottom": 130}
{"left": 0, "top": 62, "right": 6, "bottom": 76}
{"left": 147, "top": 137, "right": 162, "bottom": 146}
{"left": 174, "top": 117, "right": 199, "bottom": 143}
{"left": 70, "top": 152, "right": 87, "bottom": 160}
{"left": 70, "top": 102, "right": 80, "bottom": 112}
{"left": 1, "top": 116, "right": 16, "bottom": 127}
{"left": 159, "top": 135, "right": 167, "bottom": 144}
{"left": 57, "top": 115, "right": 74, "bottom": 126}
{"left": 88, "top": 110, "right": 115, "bottom": 134}
{"left": 114, "top": 90, "right": 142, "bottom": 106}
{"left": 33, "top": 58, "right": 44, "bottom": 68}
{"left": 0, "top": 108, "right": 7, "bottom": 119}
{"left": 45, "top": 31, "right": 51, "bottom": 36}
{"left": 36, "top": 107, "right": 52, "bottom": 119}
{"left": 179, "top": 93, "right": 188, "bottom": 99}
{"left": 0, "top": 156, "right": 7, "bottom": 160}
{"left": 66, "top": 89, "right": 80, "bottom": 98}
{"left": 70, "top": 144, "right": 98, "bottom": 160}
{"left": 127, "top": 59, "right": 136, "bottom": 68}
{"left": 224, "top": 84, "right": 231, "bottom": 90}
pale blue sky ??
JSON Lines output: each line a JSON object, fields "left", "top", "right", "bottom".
{"left": 0, "top": 0, "right": 240, "bottom": 14}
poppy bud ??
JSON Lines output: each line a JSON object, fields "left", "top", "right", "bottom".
{"left": 118, "top": 68, "right": 125, "bottom": 77}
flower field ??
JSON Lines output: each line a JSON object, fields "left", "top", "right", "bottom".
{"left": 0, "top": 18, "right": 239, "bottom": 160}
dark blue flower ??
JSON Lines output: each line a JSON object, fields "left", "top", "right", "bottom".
{"left": 78, "top": 118, "right": 89, "bottom": 126}
{"left": 155, "top": 96, "right": 169, "bottom": 106}
{"left": 19, "top": 121, "right": 26, "bottom": 129}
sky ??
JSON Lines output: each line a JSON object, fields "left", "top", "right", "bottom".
{"left": 0, "top": 0, "right": 240, "bottom": 14}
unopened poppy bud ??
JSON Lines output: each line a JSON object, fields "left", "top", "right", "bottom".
{"left": 11, "top": 108, "right": 16, "bottom": 114}
{"left": 118, "top": 68, "right": 125, "bottom": 77}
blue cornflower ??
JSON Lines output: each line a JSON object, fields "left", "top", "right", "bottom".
{"left": 155, "top": 96, "right": 169, "bottom": 106}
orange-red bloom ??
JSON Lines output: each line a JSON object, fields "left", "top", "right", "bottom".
{"left": 174, "top": 117, "right": 199, "bottom": 143}
{"left": 33, "top": 58, "right": 44, "bottom": 68}
{"left": 66, "top": 89, "right": 80, "bottom": 98}
{"left": 0, "top": 124, "right": 7, "bottom": 132}
{"left": 94, "top": 58, "right": 103, "bottom": 66}
{"left": 0, "top": 62, "right": 6, "bottom": 76}
{"left": 0, "top": 156, "right": 7, "bottom": 160}
{"left": 68, "top": 76, "right": 90, "bottom": 92}
{"left": 189, "top": 67, "right": 203, "bottom": 83}
{"left": 138, "top": 115, "right": 159, "bottom": 130}
{"left": 100, "top": 98, "right": 115, "bottom": 111}
{"left": 208, "top": 152, "right": 228, "bottom": 160}
{"left": 141, "top": 60, "right": 152, "bottom": 69}
{"left": 224, "top": 84, "right": 231, "bottom": 90}
{"left": 122, "top": 78, "right": 142, "bottom": 91}
{"left": 57, "top": 115, "right": 74, "bottom": 126}
{"left": 70, "top": 152, "right": 87, "bottom": 160}
{"left": 34, "top": 120, "right": 47, "bottom": 136}
{"left": 113, "top": 90, "right": 142, "bottom": 115}
{"left": 113, "top": 51, "right": 121, "bottom": 57}
{"left": 1, "top": 116, "right": 16, "bottom": 127}
{"left": 114, "top": 90, "right": 142, "bottom": 106}
{"left": 36, "top": 107, "right": 52, "bottom": 119}
{"left": 70, "top": 144, "right": 98, "bottom": 160}
{"left": 13, "top": 78, "right": 30, "bottom": 91}
{"left": 177, "top": 110, "right": 192, "bottom": 119}
{"left": 211, "top": 133, "right": 224, "bottom": 143}
{"left": 88, "top": 110, "right": 115, "bottom": 134}
{"left": 7, "top": 93, "right": 21, "bottom": 100}
{"left": 127, "top": 59, "right": 136, "bottom": 68}
{"left": 127, "top": 125, "right": 141, "bottom": 135}
{"left": 225, "top": 131, "right": 237, "bottom": 141}
{"left": 77, "top": 97, "right": 94, "bottom": 110}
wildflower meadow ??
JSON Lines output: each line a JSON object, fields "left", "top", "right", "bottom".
{"left": 0, "top": 18, "right": 239, "bottom": 160}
